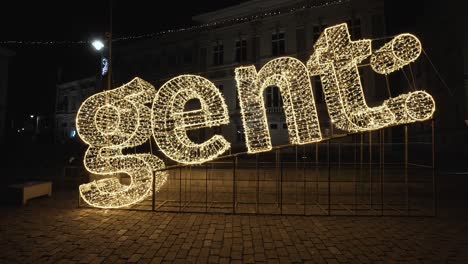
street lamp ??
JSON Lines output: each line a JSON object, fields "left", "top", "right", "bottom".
{"left": 92, "top": 0, "right": 113, "bottom": 91}
{"left": 92, "top": 40, "right": 105, "bottom": 51}
{"left": 91, "top": 35, "right": 111, "bottom": 90}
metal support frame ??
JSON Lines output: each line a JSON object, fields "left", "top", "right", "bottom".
{"left": 405, "top": 125, "right": 409, "bottom": 215}
{"left": 233, "top": 157, "right": 237, "bottom": 214}
{"left": 78, "top": 121, "right": 436, "bottom": 217}
{"left": 369, "top": 130, "right": 372, "bottom": 211}
{"left": 432, "top": 119, "right": 436, "bottom": 216}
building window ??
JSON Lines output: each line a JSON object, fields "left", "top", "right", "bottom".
{"left": 59, "top": 95, "right": 68, "bottom": 112}
{"left": 347, "top": 18, "right": 361, "bottom": 39}
{"left": 296, "top": 27, "right": 306, "bottom": 54}
{"left": 270, "top": 124, "right": 278, "bottom": 129}
{"left": 235, "top": 38, "right": 247, "bottom": 62}
{"left": 271, "top": 30, "right": 285, "bottom": 56}
{"left": 264, "top": 86, "right": 282, "bottom": 108}
{"left": 283, "top": 123, "right": 288, "bottom": 129}
{"left": 252, "top": 36, "right": 260, "bottom": 62}
{"left": 213, "top": 41, "right": 224, "bottom": 65}
{"left": 71, "top": 96, "right": 77, "bottom": 111}
{"left": 313, "top": 24, "right": 327, "bottom": 41}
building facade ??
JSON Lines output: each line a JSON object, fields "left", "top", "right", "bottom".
{"left": 0, "top": 47, "right": 15, "bottom": 144}
{"left": 55, "top": 77, "right": 97, "bottom": 143}
{"left": 114, "top": 0, "right": 387, "bottom": 152}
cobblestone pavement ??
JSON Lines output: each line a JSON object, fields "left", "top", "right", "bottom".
{"left": 0, "top": 190, "right": 467, "bottom": 264}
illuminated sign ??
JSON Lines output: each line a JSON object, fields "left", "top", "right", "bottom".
{"left": 76, "top": 23, "right": 435, "bottom": 208}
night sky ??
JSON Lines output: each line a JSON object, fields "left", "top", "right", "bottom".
{"left": 1, "top": 0, "right": 242, "bottom": 123}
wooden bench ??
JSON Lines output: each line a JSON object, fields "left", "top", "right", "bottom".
{"left": 8, "top": 181, "right": 52, "bottom": 205}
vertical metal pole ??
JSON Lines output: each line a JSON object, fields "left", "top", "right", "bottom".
{"left": 338, "top": 142, "right": 341, "bottom": 202}
{"left": 354, "top": 134, "right": 357, "bottom": 214}
{"left": 256, "top": 153, "right": 259, "bottom": 214}
{"left": 327, "top": 136, "right": 331, "bottom": 216}
{"left": 432, "top": 119, "right": 436, "bottom": 216}
{"left": 211, "top": 163, "right": 214, "bottom": 206}
{"left": 328, "top": 123, "right": 332, "bottom": 215}
{"left": 315, "top": 143, "right": 319, "bottom": 205}
{"left": 359, "top": 133, "right": 363, "bottom": 211}
{"left": 179, "top": 167, "right": 182, "bottom": 212}
{"left": 276, "top": 150, "right": 279, "bottom": 207}
{"left": 184, "top": 167, "right": 187, "bottom": 209}
{"left": 107, "top": 0, "right": 113, "bottom": 90}
{"left": 303, "top": 145, "right": 306, "bottom": 215}
{"left": 188, "top": 166, "right": 191, "bottom": 210}
{"left": 404, "top": 125, "right": 409, "bottom": 215}
{"left": 233, "top": 157, "right": 237, "bottom": 214}
{"left": 369, "top": 131, "right": 372, "bottom": 211}
{"left": 280, "top": 149, "right": 283, "bottom": 215}
{"left": 381, "top": 129, "right": 384, "bottom": 216}
{"left": 205, "top": 164, "right": 208, "bottom": 213}
{"left": 295, "top": 146, "right": 298, "bottom": 207}
{"left": 152, "top": 172, "right": 156, "bottom": 211}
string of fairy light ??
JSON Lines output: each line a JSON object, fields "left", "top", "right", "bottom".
{"left": 235, "top": 57, "right": 323, "bottom": 153}
{"left": 0, "top": 0, "right": 348, "bottom": 46}
{"left": 76, "top": 77, "right": 167, "bottom": 208}
{"left": 306, "top": 23, "right": 434, "bottom": 133}
{"left": 76, "top": 22, "right": 435, "bottom": 208}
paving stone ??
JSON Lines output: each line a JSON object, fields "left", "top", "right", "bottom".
{"left": 0, "top": 190, "right": 467, "bottom": 263}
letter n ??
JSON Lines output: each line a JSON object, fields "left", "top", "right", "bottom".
{"left": 235, "top": 57, "right": 322, "bottom": 153}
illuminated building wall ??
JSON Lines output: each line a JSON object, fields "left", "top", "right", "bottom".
{"left": 55, "top": 77, "right": 97, "bottom": 143}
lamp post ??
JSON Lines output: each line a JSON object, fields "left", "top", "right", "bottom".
{"left": 92, "top": 37, "right": 111, "bottom": 91}
{"left": 92, "top": 1, "right": 112, "bottom": 90}
{"left": 105, "top": 31, "right": 112, "bottom": 91}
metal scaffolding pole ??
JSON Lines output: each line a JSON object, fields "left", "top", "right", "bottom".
{"left": 405, "top": 125, "right": 409, "bottom": 215}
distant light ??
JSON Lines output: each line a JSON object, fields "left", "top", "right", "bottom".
{"left": 92, "top": 40, "right": 105, "bottom": 51}
{"left": 17, "top": 129, "right": 20, "bottom": 133}
{"left": 30, "top": 115, "right": 34, "bottom": 119}
{"left": 101, "top": 58, "right": 109, "bottom": 76}
{"left": 70, "top": 129, "right": 76, "bottom": 138}
{"left": 21, "top": 128, "right": 25, "bottom": 131}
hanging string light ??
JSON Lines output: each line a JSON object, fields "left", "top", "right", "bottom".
{"left": 0, "top": 0, "right": 349, "bottom": 46}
